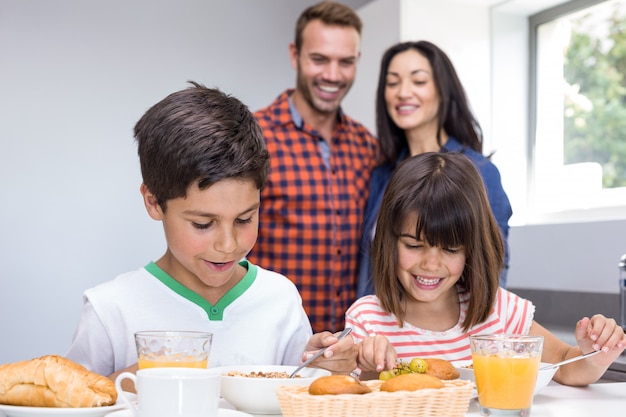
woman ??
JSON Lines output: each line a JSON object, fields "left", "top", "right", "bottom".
{"left": 356, "top": 40, "right": 512, "bottom": 298}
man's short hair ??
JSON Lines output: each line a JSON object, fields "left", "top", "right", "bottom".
{"left": 294, "top": 1, "right": 362, "bottom": 51}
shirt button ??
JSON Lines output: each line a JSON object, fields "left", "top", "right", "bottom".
{"left": 337, "top": 248, "right": 341, "bottom": 255}
{"left": 210, "top": 307, "right": 219, "bottom": 314}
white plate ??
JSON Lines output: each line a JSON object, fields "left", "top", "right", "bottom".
{"left": 0, "top": 395, "right": 134, "bottom": 417}
{"left": 104, "top": 409, "right": 253, "bottom": 417}
{"left": 450, "top": 359, "right": 475, "bottom": 381}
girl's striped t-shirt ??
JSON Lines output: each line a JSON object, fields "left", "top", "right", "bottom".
{"left": 345, "top": 288, "right": 535, "bottom": 361}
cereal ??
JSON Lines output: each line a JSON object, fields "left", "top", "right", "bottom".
{"left": 226, "top": 370, "right": 301, "bottom": 378}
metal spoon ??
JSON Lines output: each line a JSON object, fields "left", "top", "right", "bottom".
{"left": 539, "top": 349, "right": 601, "bottom": 370}
{"left": 289, "top": 328, "right": 353, "bottom": 378}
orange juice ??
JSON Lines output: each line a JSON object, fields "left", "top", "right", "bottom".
{"left": 472, "top": 353, "right": 540, "bottom": 409}
{"left": 138, "top": 356, "right": 208, "bottom": 369}
{"left": 135, "top": 331, "right": 212, "bottom": 370}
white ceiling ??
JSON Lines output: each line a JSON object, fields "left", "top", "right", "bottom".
{"left": 466, "top": 0, "right": 570, "bottom": 14}
{"left": 399, "top": 0, "right": 571, "bottom": 15}
{"left": 352, "top": 0, "right": 571, "bottom": 16}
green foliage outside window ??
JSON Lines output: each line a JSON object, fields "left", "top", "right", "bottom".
{"left": 563, "top": 2, "right": 626, "bottom": 188}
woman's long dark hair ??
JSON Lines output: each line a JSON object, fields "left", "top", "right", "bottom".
{"left": 376, "top": 41, "right": 483, "bottom": 167}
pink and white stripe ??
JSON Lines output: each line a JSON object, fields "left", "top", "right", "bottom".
{"left": 345, "top": 288, "right": 535, "bottom": 362}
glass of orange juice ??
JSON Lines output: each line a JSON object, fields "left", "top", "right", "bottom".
{"left": 135, "top": 331, "right": 212, "bottom": 369}
{"left": 470, "top": 334, "right": 543, "bottom": 416}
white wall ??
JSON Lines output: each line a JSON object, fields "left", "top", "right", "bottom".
{"left": 341, "top": 0, "right": 401, "bottom": 132}
{"left": 0, "top": 0, "right": 349, "bottom": 363}
{"left": 1, "top": 0, "right": 624, "bottom": 365}
{"left": 400, "top": 0, "right": 493, "bottom": 150}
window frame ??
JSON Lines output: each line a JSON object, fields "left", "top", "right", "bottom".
{"left": 527, "top": 0, "right": 626, "bottom": 224}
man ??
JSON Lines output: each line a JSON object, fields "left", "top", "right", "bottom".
{"left": 249, "top": 1, "right": 378, "bottom": 333}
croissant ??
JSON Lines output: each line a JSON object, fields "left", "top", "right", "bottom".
{"left": 0, "top": 355, "right": 117, "bottom": 407}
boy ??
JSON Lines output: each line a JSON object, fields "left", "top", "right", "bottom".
{"left": 66, "top": 82, "right": 370, "bottom": 380}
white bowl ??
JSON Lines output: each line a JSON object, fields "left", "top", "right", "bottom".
{"left": 213, "top": 364, "right": 331, "bottom": 415}
{"left": 451, "top": 359, "right": 558, "bottom": 395}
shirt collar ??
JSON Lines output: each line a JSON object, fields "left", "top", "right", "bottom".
{"left": 441, "top": 136, "right": 461, "bottom": 151}
{"left": 286, "top": 89, "right": 345, "bottom": 129}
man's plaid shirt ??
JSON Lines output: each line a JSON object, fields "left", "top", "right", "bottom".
{"left": 248, "top": 90, "right": 379, "bottom": 333}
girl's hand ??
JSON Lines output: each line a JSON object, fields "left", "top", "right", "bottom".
{"left": 356, "top": 334, "right": 397, "bottom": 373}
{"left": 575, "top": 315, "right": 626, "bottom": 366}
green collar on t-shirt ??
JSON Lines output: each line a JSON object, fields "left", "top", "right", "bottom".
{"left": 144, "top": 260, "right": 256, "bottom": 321}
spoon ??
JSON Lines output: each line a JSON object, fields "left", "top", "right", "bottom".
{"left": 539, "top": 349, "right": 601, "bottom": 370}
{"left": 289, "top": 327, "right": 353, "bottom": 378}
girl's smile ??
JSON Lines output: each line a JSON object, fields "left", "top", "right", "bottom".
{"left": 413, "top": 274, "right": 444, "bottom": 288}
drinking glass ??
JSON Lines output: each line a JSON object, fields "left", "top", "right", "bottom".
{"left": 470, "top": 334, "right": 544, "bottom": 416}
{"left": 135, "top": 330, "right": 212, "bottom": 369}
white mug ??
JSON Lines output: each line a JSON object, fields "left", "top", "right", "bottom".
{"left": 115, "top": 367, "right": 220, "bottom": 417}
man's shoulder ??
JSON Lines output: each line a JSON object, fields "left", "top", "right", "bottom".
{"left": 254, "top": 90, "right": 290, "bottom": 117}
{"left": 254, "top": 91, "right": 293, "bottom": 131}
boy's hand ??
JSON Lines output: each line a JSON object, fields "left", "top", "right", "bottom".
{"left": 303, "top": 331, "right": 357, "bottom": 374}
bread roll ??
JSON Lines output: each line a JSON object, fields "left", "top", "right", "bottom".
{"left": 424, "top": 358, "right": 460, "bottom": 380}
{"left": 308, "top": 375, "right": 371, "bottom": 395}
{"left": 0, "top": 355, "right": 117, "bottom": 407}
{"left": 380, "top": 373, "right": 444, "bottom": 392}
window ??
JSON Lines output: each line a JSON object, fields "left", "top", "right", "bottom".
{"left": 529, "top": 0, "right": 626, "bottom": 222}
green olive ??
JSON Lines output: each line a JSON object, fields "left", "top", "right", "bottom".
{"left": 408, "top": 358, "right": 428, "bottom": 373}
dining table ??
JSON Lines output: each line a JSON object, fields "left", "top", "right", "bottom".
{"left": 464, "top": 381, "right": 626, "bottom": 416}
{"left": 0, "top": 381, "right": 622, "bottom": 417}
{"left": 220, "top": 381, "right": 626, "bottom": 417}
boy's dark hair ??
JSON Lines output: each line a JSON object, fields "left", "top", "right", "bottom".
{"left": 134, "top": 81, "right": 270, "bottom": 209}
{"left": 294, "top": 1, "right": 362, "bottom": 52}
{"left": 376, "top": 41, "right": 483, "bottom": 167}
{"left": 372, "top": 152, "right": 503, "bottom": 332}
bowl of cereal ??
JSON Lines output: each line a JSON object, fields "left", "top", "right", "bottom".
{"left": 214, "top": 364, "right": 331, "bottom": 414}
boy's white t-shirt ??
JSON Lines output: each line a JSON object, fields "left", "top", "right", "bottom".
{"left": 66, "top": 260, "right": 313, "bottom": 376}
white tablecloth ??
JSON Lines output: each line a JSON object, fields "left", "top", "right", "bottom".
{"left": 465, "top": 381, "right": 626, "bottom": 416}
{"left": 226, "top": 381, "right": 626, "bottom": 417}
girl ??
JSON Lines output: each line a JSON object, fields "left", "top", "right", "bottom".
{"left": 347, "top": 152, "right": 626, "bottom": 385}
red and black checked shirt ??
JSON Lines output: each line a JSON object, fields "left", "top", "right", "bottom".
{"left": 248, "top": 89, "right": 379, "bottom": 333}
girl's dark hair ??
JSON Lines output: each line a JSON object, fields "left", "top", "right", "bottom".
{"left": 372, "top": 152, "right": 503, "bottom": 331}
{"left": 376, "top": 41, "right": 483, "bottom": 167}
{"left": 134, "top": 81, "right": 270, "bottom": 210}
